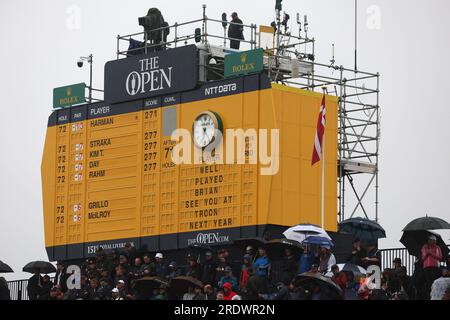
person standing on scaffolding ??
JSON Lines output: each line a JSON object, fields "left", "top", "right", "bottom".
{"left": 228, "top": 12, "right": 244, "bottom": 50}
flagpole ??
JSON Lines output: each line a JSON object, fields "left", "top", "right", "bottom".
{"left": 321, "top": 130, "right": 325, "bottom": 229}
{"left": 321, "top": 88, "right": 326, "bottom": 230}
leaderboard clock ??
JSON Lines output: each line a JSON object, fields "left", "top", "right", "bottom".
{"left": 192, "top": 111, "right": 223, "bottom": 148}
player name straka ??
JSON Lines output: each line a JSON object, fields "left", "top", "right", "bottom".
{"left": 90, "top": 139, "right": 111, "bottom": 148}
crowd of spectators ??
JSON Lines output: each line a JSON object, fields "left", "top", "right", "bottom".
{"left": 2, "top": 235, "right": 448, "bottom": 301}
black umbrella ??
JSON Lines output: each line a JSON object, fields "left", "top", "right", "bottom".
{"left": 294, "top": 272, "right": 343, "bottom": 300}
{"left": 169, "top": 276, "right": 203, "bottom": 297}
{"left": 0, "top": 261, "right": 13, "bottom": 273}
{"left": 265, "top": 238, "right": 303, "bottom": 259}
{"left": 233, "top": 238, "right": 268, "bottom": 250}
{"left": 400, "top": 230, "right": 449, "bottom": 258}
{"left": 22, "top": 261, "right": 56, "bottom": 274}
{"left": 402, "top": 216, "right": 450, "bottom": 231}
{"left": 339, "top": 217, "right": 386, "bottom": 240}
{"left": 133, "top": 276, "right": 169, "bottom": 300}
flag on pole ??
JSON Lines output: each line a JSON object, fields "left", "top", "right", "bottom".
{"left": 312, "top": 95, "right": 326, "bottom": 166}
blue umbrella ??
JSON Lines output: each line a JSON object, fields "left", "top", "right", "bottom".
{"left": 302, "top": 236, "right": 334, "bottom": 247}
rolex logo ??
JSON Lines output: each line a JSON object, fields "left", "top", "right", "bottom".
{"left": 241, "top": 53, "right": 247, "bottom": 64}
{"left": 67, "top": 87, "right": 72, "bottom": 96}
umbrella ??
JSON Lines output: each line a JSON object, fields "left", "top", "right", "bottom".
{"left": 264, "top": 238, "right": 303, "bottom": 259}
{"left": 325, "top": 263, "right": 367, "bottom": 278}
{"left": 169, "top": 276, "right": 203, "bottom": 297}
{"left": 302, "top": 236, "right": 334, "bottom": 248}
{"left": 133, "top": 276, "right": 169, "bottom": 300}
{"left": 233, "top": 238, "right": 268, "bottom": 250}
{"left": 22, "top": 261, "right": 56, "bottom": 274}
{"left": 400, "top": 230, "right": 449, "bottom": 258}
{"left": 403, "top": 216, "right": 450, "bottom": 231}
{"left": 133, "top": 276, "right": 169, "bottom": 291}
{"left": 283, "top": 224, "right": 331, "bottom": 243}
{"left": 0, "top": 261, "right": 13, "bottom": 273}
{"left": 338, "top": 217, "right": 386, "bottom": 240}
{"left": 294, "top": 272, "right": 343, "bottom": 300}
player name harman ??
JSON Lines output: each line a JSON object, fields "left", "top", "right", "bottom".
{"left": 90, "top": 117, "right": 114, "bottom": 127}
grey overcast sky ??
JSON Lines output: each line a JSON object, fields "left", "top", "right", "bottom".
{"left": 1, "top": 0, "right": 449, "bottom": 280}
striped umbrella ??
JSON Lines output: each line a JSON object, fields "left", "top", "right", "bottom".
{"left": 283, "top": 224, "right": 331, "bottom": 243}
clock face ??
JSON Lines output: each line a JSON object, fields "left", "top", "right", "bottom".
{"left": 193, "top": 111, "right": 222, "bottom": 148}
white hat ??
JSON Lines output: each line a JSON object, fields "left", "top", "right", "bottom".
{"left": 118, "top": 280, "right": 125, "bottom": 284}
{"left": 155, "top": 253, "right": 163, "bottom": 259}
{"left": 112, "top": 288, "right": 119, "bottom": 293}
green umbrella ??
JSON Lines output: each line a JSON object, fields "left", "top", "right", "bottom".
{"left": 402, "top": 216, "right": 450, "bottom": 231}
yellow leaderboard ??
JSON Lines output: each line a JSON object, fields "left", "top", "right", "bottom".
{"left": 41, "top": 74, "right": 338, "bottom": 261}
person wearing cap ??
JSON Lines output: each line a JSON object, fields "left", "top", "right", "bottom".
{"left": 245, "top": 246, "right": 255, "bottom": 261}
{"left": 222, "top": 282, "right": 237, "bottom": 300}
{"left": 166, "top": 261, "right": 181, "bottom": 281}
{"left": 362, "top": 242, "right": 381, "bottom": 269}
{"left": 421, "top": 234, "right": 443, "bottom": 299}
{"left": 153, "top": 284, "right": 169, "bottom": 300}
{"left": 218, "top": 266, "right": 238, "bottom": 291}
{"left": 346, "top": 238, "right": 367, "bottom": 266}
{"left": 318, "top": 246, "right": 336, "bottom": 274}
{"left": 201, "top": 251, "right": 217, "bottom": 286}
{"left": 116, "top": 279, "right": 129, "bottom": 299}
{"left": 204, "top": 284, "right": 216, "bottom": 300}
{"left": 111, "top": 287, "right": 123, "bottom": 300}
{"left": 228, "top": 12, "right": 244, "bottom": 50}
{"left": 154, "top": 253, "right": 168, "bottom": 278}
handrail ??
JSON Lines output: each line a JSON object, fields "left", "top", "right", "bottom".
{"left": 116, "top": 16, "right": 259, "bottom": 58}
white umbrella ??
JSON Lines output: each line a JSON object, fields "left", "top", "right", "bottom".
{"left": 283, "top": 223, "right": 331, "bottom": 243}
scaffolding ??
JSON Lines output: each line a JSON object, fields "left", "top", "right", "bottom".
{"left": 114, "top": 6, "right": 381, "bottom": 223}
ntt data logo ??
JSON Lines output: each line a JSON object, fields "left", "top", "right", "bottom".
{"left": 187, "top": 232, "right": 230, "bottom": 246}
